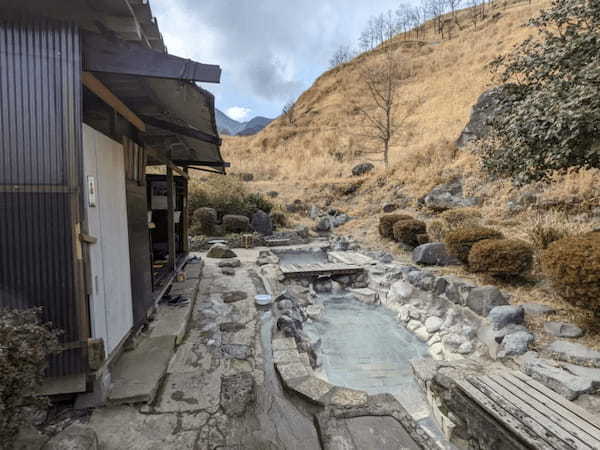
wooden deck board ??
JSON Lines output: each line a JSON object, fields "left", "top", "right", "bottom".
{"left": 458, "top": 371, "right": 600, "bottom": 450}
{"left": 280, "top": 262, "right": 364, "bottom": 278}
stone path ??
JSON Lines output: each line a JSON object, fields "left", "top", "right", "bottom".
{"left": 86, "top": 250, "right": 321, "bottom": 450}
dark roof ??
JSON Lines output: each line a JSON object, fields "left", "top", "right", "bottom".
{"left": 1, "top": 0, "right": 226, "bottom": 172}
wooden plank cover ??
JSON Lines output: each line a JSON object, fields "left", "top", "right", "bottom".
{"left": 459, "top": 371, "right": 600, "bottom": 450}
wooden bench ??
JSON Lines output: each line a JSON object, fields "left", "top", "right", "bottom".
{"left": 455, "top": 371, "right": 600, "bottom": 450}
{"left": 279, "top": 263, "right": 364, "bottom": 278}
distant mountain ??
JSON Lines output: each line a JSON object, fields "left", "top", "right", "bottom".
{"left": 215, "top": 108, "right": 272, "bottom": 136}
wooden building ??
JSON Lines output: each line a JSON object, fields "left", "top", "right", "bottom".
{"left": 0, "top": 0, "right": 228, "bottom": 393}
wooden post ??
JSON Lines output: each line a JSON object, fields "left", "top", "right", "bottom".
{"left": 166, "top": 165, "right": 176, "bottom": 272}
{"left": 182, "top": 167, "right": 190, "bottom": 253}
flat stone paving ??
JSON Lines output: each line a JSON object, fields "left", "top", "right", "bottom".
{"left": 305, "top": 295, "right": 431, "bottom": 420}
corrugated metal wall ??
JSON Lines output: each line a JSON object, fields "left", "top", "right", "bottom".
{"left": 0, "top": 18, "right": 87, "bottom": 376}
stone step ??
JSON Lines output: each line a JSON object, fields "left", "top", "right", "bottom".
{"left": 107, "top": 335, "right": 175, "bottom": 405}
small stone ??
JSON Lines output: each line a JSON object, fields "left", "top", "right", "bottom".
{"left": 442, "top": 333, "right": 468, "bottom": 351}
{"left": 221, "top": 268, "right": 236, "bottom": 276}
{"left": 488, "top": 305, "right": 524, "bottom": 330}
{"left": 428, "top": 334, "right": 441, "bottom": 346}
{"left": 387, "top": 280, "right": 414, "bottom": 304}
{"left": 544, "top": 321, "right": 585, "bottom": 338}
{"left": 499, "top": 331, "right": 534, "bottom": 357}
{"left": 218, "top": 258, "right": 241, "bottom": 268}
{"left": 466, "top": 286, "right": 508, "bottom": 316}
{"left": 457, "top": 341, "right": 474, "bottom": 354}
{"left": 407, "top": 320, "right": 421, "bottom": 332}
{"left": 415, "top": 327, "right": 430, "bottom": 342}
{"left": 408, "top": 308, "right": 421, "bottom": 320}
{"left": 207, "top": 243, "right": 237, "bottom": 259}
{"left": 397, "top": 306, "right": 410, "bottom": 322}
{"left": 222, "top": 291, "right": 247, "bottom": 303}
{"left": 425, "top": 317, "right": 443, "bottom": 334}
{"left": 383, "top": 203, "right": 398, "bottom": 213}
{"left": 306, "top": 305, "right": 324, "bottom": 321}
{"left": 314, "top": 217, "right": 333, "bottom": 232}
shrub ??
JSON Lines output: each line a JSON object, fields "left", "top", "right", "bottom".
{"left": 222, "top": 215, "right": 250, "bottom": 233}
{"left": 188, "top": 176, "right": 274, "bottom": 219}
{"left": 0, "top": 308, "right": 60, "bottom": 446}
{"left": 469, "top": 239, "right": 534, "bottom": 277}
{"left": 482, "top": 0, "right": 600, "bottom": 182}
{"left": 427, "top": 219, "right": 448, "bottom": 242}
{"left": 541, "top": 232, "right": 600, "bottom": 314}
{"left": 440, "top": 207, "right": 482, "bottom": 228}
{"left": 270, "top": 211, "right": 288, "bottom": 229}
{"left": 393, "top": 219, "right": 427, "bottom": 247}
{"left": 417, "top": 233, "right": 430, "bottom": 245}
{"left": 445, "top": 226, "right": 504, "bottom": 264}
{"left": 527, "top": 223, "right": 568, "bottom": 251}
{"left": 378, "top": 214, "right": 413, "bottom": 239}
{"left": 191, "top": 207, "right": 217, "bottom": 236}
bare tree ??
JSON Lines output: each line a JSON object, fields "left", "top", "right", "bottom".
{"left": 329, "top": 45, "right": 354, "bottom": 68}
{"left": 447, "top": 0, "right": 462, "bottom": 19}
{"left": 354, "top": 45, "right": 417, "bottom": 170}
{"left": 282, "top": 100, "right": 296, "bottom": 126}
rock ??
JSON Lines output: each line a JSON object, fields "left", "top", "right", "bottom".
{"left": 251, "top": 209, "right": 273, "bottom": 236}
{"left": 382, "top": 203, "right": 398, "bottom": 213}
{"left": 466, "top": 286, "right": 508, "bottom": 316}
{"left": 349, "top": 288, "right": 378, "bottom": 305}
{"left": 521, "top": 356, "right": 593, "bottom": 400}
{"left": 457, "top": 85, "right": 514, "bottom": 148}
{"left": 267, "top": 191, "right": 279, "bottom": 198}
{"left": 352, "top": 162, "right": 375, "bottom": 177}
{"left": 397, "top": 306, "right": 410, "bottom": 322}
{"left": 306, "top": 305, "right": 325, "bottom": 321}
{"left": 443, "top": 276, "right": 475, "bottom": 305}
{"left": 286, "top": 200, "right": 306, "bottom": 214}
{"left": 240, "top": 173, "right": 254, "bottom": 182}
{"left": 544, "top": 321, "right": 585, "bottom": 338}
{"left": 221, "top": 344, "right": 252, "bottom": 360}
{"left": 421, "top": 179, "right": 479, "bottom": 212}
{"left": 407, "top": 320, "right": 421, "bottom": 332}
{"left": 331, "top": 214, "right": 350, "bottom": 227}
{"left": 442, "top": 333, "right": 468, "bottom": 351}
{"left": 222, "top": 214, "right": 250, "bottom": 233}
{"left": 499, "top": 331, "right": 534, "bottom": 357}
{"left": 521, "top": 303, "right": 556, "bottom": 317}
{"left": 548, "top": 341, "right": 600, "bottom": 368}
{"left": 408, "top": 308, "right": 421, "bottom": 320}
{"left": 415, "top": 327, "right": 430, "bottom": 342}
{"left": 488, "top": 305, "right": 524, "bottom": 330}
{"left": 43, "top": 424, "right": 98, "bottom": 450}
{"left": 412, "top": 243, "right": 459, "bottom": 266}
{"left": 218, "top": 258, "right": 241, "bottom": 268}
{"left": 425, "top": 317, "right": 443, "bottom": 334}
{"left": 277, "top": 315, "right": 303, "bottom": 339}
{"left": 207, "top": 244, "right": 237, "bottom": 259}
{"left": 387, "top": 280, "right": 414, "bottom": 304}
{"left": 220, "top": 372, "right": 255, "bottom": 416}
{"left": 575, "top": 394, "right": 600, "bottom": 418}
{"left": 457, "top": 341, "right": 474, "bottom": 354}
{"left": 309, "top": 205, "right": 321, "bottom": 219}
{"left": 221, "top": 268, "right": 235, "bottom": 276}
{"left": 314, "top": 217, "right": 333, "bottom": 232}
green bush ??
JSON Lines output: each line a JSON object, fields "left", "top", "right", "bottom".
{"left": 482, "top": 0, "right": 600, "bottom": 182}
{"left": 444, "top": 226, "right": 504, "bottom": 264}
{"left": 188, "top": 176, "right": 274, "bottom": 220}
{"left": 222, "top": 215, "right": 250, "bottom": 233}
{"left": 190, "top": 207, "right": 217, "bottom": 236}
{"left": 392, "top": 219, "right": 427, "bottom": 247}
{"left": 0, "top": 308, "right": 60, "bottom": 447}
{"left": 541, "top": 232, "right": 600, "bottom": 314}
{"left": 378, "top": 214, "right": 413, "bottom": 239}
{"left": 469, "top": 239, "right": 534, "bottom": 277}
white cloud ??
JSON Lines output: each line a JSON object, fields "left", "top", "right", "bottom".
{"left": 226, "top": 106, "right": 252, "bottom": 122}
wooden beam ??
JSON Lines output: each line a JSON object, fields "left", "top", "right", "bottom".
{"left": 172, "top": 160, "right": 231, "bottom": 168}
{"left": 82, "top": 30, "right": 221, "bottom": 83}
{"left": 182, "top": 168, "right": 190, "bottom": 254}
{"left": 144, "top": 147, "right": 188, "bottom": 179}
{"left": 139, "top": 115, "right": 221, "bottom": 145}
{"left": 82, "top": 71, "right": 146, "bottom": 132}
{"left": 166, "top": 165, "right": 176, "bottom": 272}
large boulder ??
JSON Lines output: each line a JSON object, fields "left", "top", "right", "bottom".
{"left": 421, "top": 179, "right": 479, "bottom": 212}
{"left": 487, "top": 305, "right": 524, "bottom": 330}
{"left": 251, "top": 209, "right": 273, "bottom": 236}
{"left": 412, "top": 243, "right": 459, "bottom": 266}
{"left": 222, "top": 214, "right": 250, "bottom": 233}
{"left": 466, "top": 286, "right": 508, "bottom": 316}
{"left": 207, "top": 243, "right": 237, "bottom": 259}
{"left": 544, "top": 321, "right": 584, "bottom": 338}
{"left": 457, "top": 85, "right": 514, "bottom": 148}
{"left": 314, "top": 217, "right": 333, "bottom": 232}
{"left": 43, "top": 424, "right": 98, "bottom": 450}
{"left": 352, "top": 162, "right": 375, "bottom": 176}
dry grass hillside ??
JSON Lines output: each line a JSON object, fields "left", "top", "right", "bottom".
{"left": 194, "top": 0, "right": 600, "bottom": 346}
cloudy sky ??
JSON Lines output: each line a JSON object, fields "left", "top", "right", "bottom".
{"left": 151, "top": 0, "right": 403, "bottom": 121}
